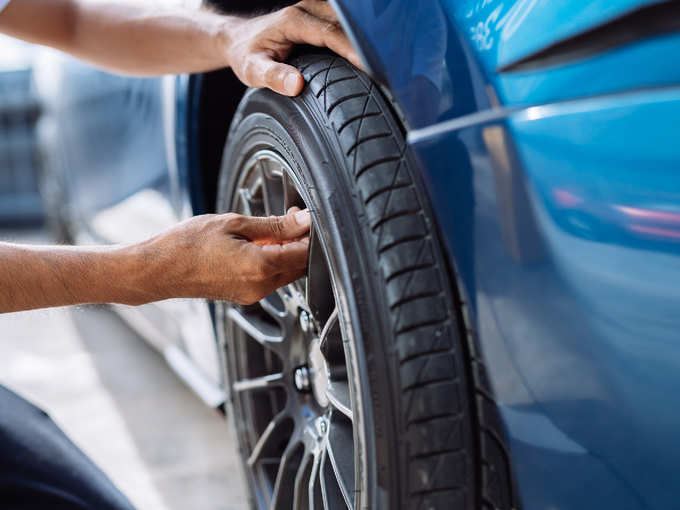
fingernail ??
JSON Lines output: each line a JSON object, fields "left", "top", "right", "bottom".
{"left": 284, "top": 73, "right": 301, "bottom": 95}
{"left": 294, "top": 209, "right": 311, "bottom": 227}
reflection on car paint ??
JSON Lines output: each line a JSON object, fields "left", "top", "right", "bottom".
{"left": 338, "top": 0, "right": 680, "bottom": 507}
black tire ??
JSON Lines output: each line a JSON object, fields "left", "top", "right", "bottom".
{"left": 216, "top": 54, "right": 512, "bottom": 510}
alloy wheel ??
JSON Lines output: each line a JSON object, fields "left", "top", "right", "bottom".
{"left": 224, "top": 150, "right": 359, "bottom": 510}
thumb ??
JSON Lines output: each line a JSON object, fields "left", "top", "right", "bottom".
{"left": 247, "top": 53, "right": 304, "bottom": 96}
{"left": 237, "top": 210, "right": 311, "bottom": 242}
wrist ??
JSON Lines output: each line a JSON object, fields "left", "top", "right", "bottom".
{"left": 214, "top": 15, "right": 244, "bottom": 68}
{"left": 110, "top": 242, "right": 165, "bottom": 306}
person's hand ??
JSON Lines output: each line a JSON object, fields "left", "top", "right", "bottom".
{"left": 143, "top": 209, "right": 311, "bottom": 304}
{"left": 223, "top": 0, "right": 362, "bottom": 96}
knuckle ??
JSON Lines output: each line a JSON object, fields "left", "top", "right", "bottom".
{"left": 322, "top": 21, "right": 339, "bottom": 34}
{"left": 242, "top": 58, "right": 257, "bottom": 85}
{"left": 224, "top": 213, "right": 244, "bottom": 232}
{"left": 281, "top": 6, "right": 298, "bottom": 22}
{"left": 263, "top": 65, "right": 280, "bottom": 87}
{"left": 268, "top": 217, "right": 285, "bottom": 236}
{"left": 252, "top": 259, "right": 271, "bottom": 281}
{"left": 269, "top": 250, "right": 284, "bottom": 267}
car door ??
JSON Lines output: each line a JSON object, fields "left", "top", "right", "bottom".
{"left": 33, "top": 0, "right": 223, "bottom": 406}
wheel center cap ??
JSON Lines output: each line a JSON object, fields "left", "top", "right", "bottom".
{"left": 308, "top": 338, "right": 329, "bottom": 408}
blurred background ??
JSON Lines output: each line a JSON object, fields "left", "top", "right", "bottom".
{"left": 0, "top": 36, "right": 245, "bottom": 510}
{"left": 0, "top": 34, "right": 42, "bottom": 225}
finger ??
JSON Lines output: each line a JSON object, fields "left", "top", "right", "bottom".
{"left": 296, "top": 0, "right": 337, "bottom": 22}
{"left": 238, "top": 267, "right": 307, "bottom": 305}
{"left": 263, "top": 268, "right": 308, "bottom": 295}
{"left": 284, "top": 8, "right": 362, "bottom": 69}
{"left": 246, "top": 268, "right": 306, "bottom": 303}
{"left": 236, "top": 209, "right": 311, "bottom": 242}
{"left": 246, "top": 53, "right": 305, "bottom": 96}
{"left": 260, "top": 237, "right": 310, "bottom": 271}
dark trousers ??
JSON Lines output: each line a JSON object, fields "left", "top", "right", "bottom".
{"left": 0, "top": 385, "right": 135, "bottom": 509}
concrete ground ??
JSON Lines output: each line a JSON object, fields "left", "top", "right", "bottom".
{"left": 0, "top": 229, "right": 247, "bottom": 510}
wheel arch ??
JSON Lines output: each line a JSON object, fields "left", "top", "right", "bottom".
{"left": 180, "top": 0, "right": 294, "bottom": 214}
{"left": 182, "top": 0, "right": 413, "bottom": 214}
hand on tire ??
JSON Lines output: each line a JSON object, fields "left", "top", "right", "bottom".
{"left": 224, "top": 0, "right": 362, "bottom": 96}
{"left": 144, "top": 209, "right": 310, "bottom": 304}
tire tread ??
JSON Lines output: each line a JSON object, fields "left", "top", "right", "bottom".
{"left": 293, "top": 54, "right": 516, "bottom": 510}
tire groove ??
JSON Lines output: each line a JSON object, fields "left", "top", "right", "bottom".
{"left": 390, "top": 230, "right": 429, "bottom": 330}
{"left": 407, "top": 411, "right": 459, "bottom": 427}
{"left": 350, "top": 83, "right": 374, "bottom": 178}
{"left": 385, "top": 262, "right": 435, "bottom": 284}
{"left": 299, "top": 57, "right": 332, "bottom": 74}
{"left": 396, "top": 317, "right": 448, "bottom": 336}
{"left": 354, "top": 154, "right": 402, "bottom": 180}
{"left": 338, "top": 111, "right": 381, "bottom": 135}
{"left": 403, "top": 374, "right": 456, "bottom": 393}
{"left": 326, "top": 92, "right": 369, "bottom": 116}
{"left": 399, "top": 347, "right": 451, "bottom": 365}
{"left": 346, "top": 132, "right": 393, "bottom": 156}
{"left": 365, "top": 182, "right": 412, "bottom": 206}
{"left": 377, "top": 233, "right": 427, "bottom": 255}
{"left": 371, "top": 208, "right": 421, "bottom": 231}
{"left": 322, "top": 57, "right": 337, "bottom": 112}
{"left": 316, "top": 75, "right": 357, "bottom": 98}
{"left": 410, "top": 448, "right": 463, "bottom": 461}
{"left": 307, "top": 61, "right": 339, "bottom": 84}
{"left": 391, "top": 290, "right": 443, "bottom": 310}
{"left": 375, "top": 143, "right": 408, "bottom": 248}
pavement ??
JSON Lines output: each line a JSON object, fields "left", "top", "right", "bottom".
{"left": 0, "top": 229, "right": 247, "bottom": 510}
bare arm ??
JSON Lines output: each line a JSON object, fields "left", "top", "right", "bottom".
{"left": 0, "top": 0, "right": 360, "bottom": 95}
{"left": 0, "top": 211, "right": 310, "bottom": 313}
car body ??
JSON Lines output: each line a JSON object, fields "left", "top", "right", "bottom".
{"left": 36, "top": 0, "right": 680, "bottom": 508}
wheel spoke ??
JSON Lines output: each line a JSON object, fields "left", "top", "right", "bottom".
{"left": 319, "top": 448, "right": 331, "bottom": 510}
{"left": 308, "top": 452, "right": 324, "bottom": 510}
{"left": 258, "top": 158, "right": 285, "bottom": 217}
{"left": 257, "top": 159, "right": 273, "bottom": 217}
{"left": 318, "top": 307, "right": 341, "bottom": 363}
{"left": 327, "top": 420, "right": 355, "bottom": 508}
{"left": 327, "top": 381, "right": 353, "bottom": 421}
{"left": 238, "top": 188, "right": 254, "bottom": 216}
{"left": 270, "top": 442, "right": 305, "bottom": 510}
{"left": 320, "top": 445, "right": 347, "bottom": 509}
{"left": 260, "top": 292, "right": 287, "bottom": 322}
{"left": 247, "top": 412, "right": 291, "bottom": 467}
{"left": 293, "top": 452, "right": 314, "bottom": 510}
{"left": 232, "top": 372, "right": 285, "bottom": 393}
{"left": 228, "top": 307, "right": 284, "bottom": 352}
{"left": 306, "top": 227, "right": 334, "bottom": 326}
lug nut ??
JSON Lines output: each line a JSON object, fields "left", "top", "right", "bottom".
{"left": 294, "top": 366, "right": 311, "bottom": 392}
{"left": 299, "top": 310, "right": 311, "bottom": 333}
{"left": 316, "top": 417, "right": 328, "bottom": 436}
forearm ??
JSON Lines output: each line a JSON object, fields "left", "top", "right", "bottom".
{"left": 66, "top": 2, "right": 240, "bottom": 76}
{"left": 0, "top": 0, "right": 238, "bottom": 76}
{"left": 0, "top": 242, "right": 160, "bottom": 313}
{"left": 1, "top": 0, "right": 361, "bottom": 94}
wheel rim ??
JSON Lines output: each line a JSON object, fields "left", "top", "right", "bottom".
{"left": 225, "top": 149, "right": 358, "bottom": 510}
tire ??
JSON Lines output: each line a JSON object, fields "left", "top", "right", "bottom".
{"left": 215, "top": 54, "right": 509, "bottom": 510}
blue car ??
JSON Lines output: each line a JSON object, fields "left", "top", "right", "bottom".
{"left": 36, "top": 1, "right": 680, "bottom": 509}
